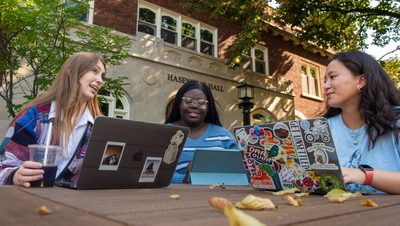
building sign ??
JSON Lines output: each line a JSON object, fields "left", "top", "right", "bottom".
{"left": 167, "top": 73, "right": 224, "bottom": 92}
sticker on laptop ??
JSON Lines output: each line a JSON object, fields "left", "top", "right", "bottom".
{"left": 163, "top": 130, "right": 185, "bottom": 164}
{"left": 139, "top": 157, "right": 162, "bottom": 183}
{"left": 99, "top": 141, "right": 125, "bottom": 171}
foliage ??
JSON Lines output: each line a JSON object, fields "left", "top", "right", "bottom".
{"left": 380, "top": 57, "right": 400, "bottom": 89}
{"left": 0, "top": 0, "right": 131, "bottom": 117}
{"left": 184, "top": 0, "right": 400, "bottom": 66}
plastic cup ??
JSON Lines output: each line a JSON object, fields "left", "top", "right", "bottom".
{"left": 28, "top": 144, "right": 62, "bottom": 187}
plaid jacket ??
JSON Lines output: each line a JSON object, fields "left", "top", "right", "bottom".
{"left": 0, "top": 103, "right": 52, "bottom": 184}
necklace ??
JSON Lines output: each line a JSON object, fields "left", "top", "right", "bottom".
{"left": 348, "top": 127, "right": 363, "bottom": 145}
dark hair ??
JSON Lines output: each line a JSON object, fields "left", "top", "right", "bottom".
{"left": 165, "top": 80, "right": 222, "bottom": 126}
{"left": 323, "top": 51, "right": 400, "bottom": 147}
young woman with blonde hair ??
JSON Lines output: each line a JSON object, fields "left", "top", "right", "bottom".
{"left": 0, "top": 52, "right": 106, "bottom": 187}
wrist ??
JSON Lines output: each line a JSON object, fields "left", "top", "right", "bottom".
{"left": 358, "top": 164, "right": 374, "bottom": 185}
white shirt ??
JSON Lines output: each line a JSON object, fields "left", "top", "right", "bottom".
{"left": 48, "top": 101, "right": 94, "bottom": 177}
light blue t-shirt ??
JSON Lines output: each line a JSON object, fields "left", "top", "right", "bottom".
{"left": 171, "top": 123, "right": 238, "bottom": 183}
{"left": 328, "top": 114, "right": 400, "bottom": 194}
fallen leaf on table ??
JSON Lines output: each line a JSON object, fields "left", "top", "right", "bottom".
{"left": 272, "top": 188, "right": 298, "bottom": 196}
{"left": 169, "top": 194, "right": 180, "bottom": 199}
{"left": 209, "top": 183, "right": 226, "bottom": 190}
{"left": 325, "top": 189, "right": 363, "bottom": 203}
{"left": 209, "top": 197, "right": 267, "bottom": 226}
{"left": 209, "top": 197, "right": 233, "bottom": 211}
{"left": 294, "top": 192, "right": 309, "bottom": 197}
{"left": 224, "top": 203, "right": 267, "bottom": 226}
{"left": 235, "top": 194, "right": 277, "bottom": 210}
{"left": 328, "top": 196, "right": 347, "bottom": 203}
{"left": 37, "top": 206, "right": 52, "bottom": 215}
{"left": 284, "top": 195, "right": 303, "bottom": 207}
{"left": 360, "top": 199, "right": 378, "bottom": 207}
{"left": 324, "top": 188, "right": 346, "bottom": 198}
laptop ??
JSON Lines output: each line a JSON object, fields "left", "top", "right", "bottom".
{"left": 189, "top": 148, "right": 248, "bottom": 186}
{"left": 233, "top": 117, "right": 345, "bottom": 195}
{"left": 56, "top": 117, "right": 189, "bottom": 189}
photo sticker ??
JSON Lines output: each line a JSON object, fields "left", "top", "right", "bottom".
{"left": 139, "top": 157, "right": 162, "bottom": 183}
{"left": 99, "top": 141, "right": 125, "bottom": 171}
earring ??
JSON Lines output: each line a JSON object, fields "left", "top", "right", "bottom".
{"left": 357, "top": 86, "right": 362, "bottom": 93}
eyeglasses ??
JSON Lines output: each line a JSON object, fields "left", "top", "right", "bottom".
{"left": 181, "top": 97, "right": 209, "bottom": 109}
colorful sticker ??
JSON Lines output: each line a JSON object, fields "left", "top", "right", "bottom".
{"left": 163, "top": 130, "right": 185, "bottom": 164}
{"left": 139, "top": 157, "right": 162, "bottom": 183}
{"left": 99, "top": 141, "right": 125, "bottom": 171}
{"left": 304, "top": 119, "right": 330, "bottom": 143}
{"left": 307, "top": 143, "right": 338, "bottom": 170}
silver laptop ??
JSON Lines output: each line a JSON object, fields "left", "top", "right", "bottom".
{"left": 56, "top": 117, "right": 189, "bottom": 189}
{"left": 233, "top": 117, "right": 345, "bottom": 195}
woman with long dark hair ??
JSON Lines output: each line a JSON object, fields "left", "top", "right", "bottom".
{"left": 166, "top": 80, "right": 237, "bottom": 183}
{"left": 323, "top": 51, "right": 400, "bottom": 194}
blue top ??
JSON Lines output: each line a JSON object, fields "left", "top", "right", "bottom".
{"left": 171, "top": 123, "right": 238, "bottom": 183}
{"left": 328, "top": 114, "right": 400, "bottom": 194}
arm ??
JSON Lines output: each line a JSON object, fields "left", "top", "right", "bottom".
{"left": 342, "top": 167, "right": 400, "bottom": 194}
{"left": 0, "top": 107, "right": 45, "bottom": 186}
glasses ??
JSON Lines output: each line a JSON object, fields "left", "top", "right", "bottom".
{"left": 181, "top": 97, "right": 209, "bottom": 109}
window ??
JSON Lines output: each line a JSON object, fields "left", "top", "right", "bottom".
{"left": 99, "top": 92, "right": 130, "bottom": 119}
{"left": 161, "top": 15, "right": 177, "bottom": 44}
{"left": 65, "top": 0, "right": 94, "bottom": 24}
{"left": 241, "top": 46, "right": 269, "bottom": 75}
{"left": 301, "top": 62, "right": 321, "bottom": 98}
{"left": 181, "top": 22, "right": 196, "bottom": 51}
{"left": 137, "top": 2, "right": 218, "bottom": 57}
{"left": 138, "top": 8, "right": 156, "bottom": 36}
{"left": 200, "top": 29, "right": 214, "bottom": 56}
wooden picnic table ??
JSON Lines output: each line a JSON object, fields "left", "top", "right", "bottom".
{"left": 1, "top": 184, "right": 399, "bottom": 226}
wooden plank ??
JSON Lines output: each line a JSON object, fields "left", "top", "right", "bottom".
{"left": 294, "top": 204, "right": 400, "bottom": 226}
{"left": 20, "top": 185, "right": 400, "bottom": 226}
{"left": 0, "top": 186, "right": 126, "bottom": 226}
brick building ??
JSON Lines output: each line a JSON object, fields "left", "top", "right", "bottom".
{"left": 0, "top": 0, "right": 333, "bottom": 136}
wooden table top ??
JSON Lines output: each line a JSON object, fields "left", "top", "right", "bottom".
{"left": 1, "top": 184, "right": 400, "bottom": 226}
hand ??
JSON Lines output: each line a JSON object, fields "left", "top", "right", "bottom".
{"left": 13, "top": 161, "right": 44, "bottom": 187}
{"left": 341, "top": 167, "right": 366, "bottom": 185}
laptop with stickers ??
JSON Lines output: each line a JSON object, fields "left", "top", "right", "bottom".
{"left": 233, "top": 117, "right": 345, "bottom": 195}
{"left": 55, "top": 117, "right": 189, "bottom": 189}
{"left": 189, "top": 148, "right": 248, "bottom": 186}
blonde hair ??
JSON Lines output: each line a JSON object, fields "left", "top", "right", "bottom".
{"left": 18, "top": 52, "right": 105, "bottom": 147}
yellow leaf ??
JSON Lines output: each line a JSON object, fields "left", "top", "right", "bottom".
{"left": 272, "top": 188, "right": 298, "bottom": 195}
{"left": 360, "top": 199, "right": 378, "bottom": 208}
{"left": 224, "top": 205, "right": 266, "bottom": 226}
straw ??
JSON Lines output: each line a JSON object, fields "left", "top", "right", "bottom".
{"left": 43, "top": 120, "right": 53, "bottom": 166}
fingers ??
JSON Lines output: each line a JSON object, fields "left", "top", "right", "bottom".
{"left": 13, "top": 161, "right": 44, "bottom": 187}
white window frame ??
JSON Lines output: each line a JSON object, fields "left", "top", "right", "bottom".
{"left": 160, "top": 13, "right": 178, "bottom": 45}
{"left": 242, "top": 45, "right": 269, "bottom": 76}
{"left": 100, "top": 94, "right": 130, "bottom": 119}
{"left": 137, "top": 1, "right": 218, "bottom": 57}
{"left": 300, "top": 61, "right": 322, "bottom": 99}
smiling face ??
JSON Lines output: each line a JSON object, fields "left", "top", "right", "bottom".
{"left": 323, "top": 59, "right": 365, "bottom": 110}
{"left": 79, "top": 59, "right": 105, "bottom": 101}
{"left": 179, "top": 88, "right": 209, "bottom": 127}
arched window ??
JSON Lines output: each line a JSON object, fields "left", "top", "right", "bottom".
{"left": 99, "top": 91, "right": 130, "bottom": 119}
{"left": 181, "top": 22, "right": 196, "bottom": 51}
{"left": 161, "top": 15, "right": 177, "bottom": 44}
{"left": 138, "top": 7, "right": 157, "bottom": 36}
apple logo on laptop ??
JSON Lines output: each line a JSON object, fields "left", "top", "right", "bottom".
{"left": 133, "top": 151, "right": 143, "bottom": 161}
